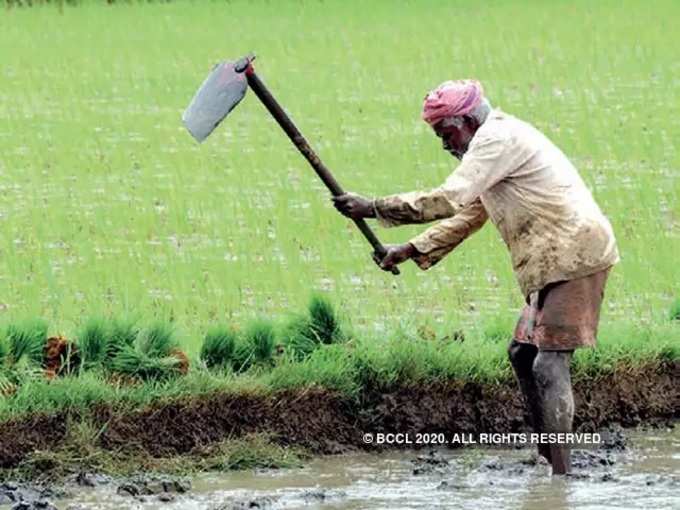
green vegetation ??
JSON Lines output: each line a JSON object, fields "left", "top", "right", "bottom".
{"left": 200, "top": 326, "right": 237, "bottom": 369}
{"left": 0, "top": 3, "right": 678, "bottom": 476}
{"left": 0, "top": 293, "right": 678, "bottom": 424}
{"left": 10, "top": 427, "right": 309, "bottom": 480}
{"left": 282, "top": 294, "right": 349, "bottom": 360}
{"left": 669, "top": 299, "right": 680, "bottom": 322}
{"left": 0, "top": 0, "right": 678, "bottom": 341}
{"left": 5, "top": 319, "right": 48, "bottom": 366}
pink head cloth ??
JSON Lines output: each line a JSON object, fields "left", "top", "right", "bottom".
{"left": 421, "top": 80, "right": 484, "bottom": 126}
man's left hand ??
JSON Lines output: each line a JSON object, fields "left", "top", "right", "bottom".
{"left": 373, "top": 243, "right": 417, "bottom": 272}
{"left": 332, "top": 192, "right": 375, "bottom": 220}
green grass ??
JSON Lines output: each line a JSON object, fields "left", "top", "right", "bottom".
{"left": 200, "top": 325, "right": 237, "bottom": 369}
{"left": 0, "top": 303, "right": 678, "bottom": 423}
{"left": 0, "top": 0, "right": 678, "bottom": 344}
{"left": 282, "top": 294, "right": 349, "bottom": 360}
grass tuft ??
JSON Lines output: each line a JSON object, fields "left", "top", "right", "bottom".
{"left": 243, "top": 320, "right": 276, "bottom": 367}
{"left": 0, "top": 334, "right": 8, "bottom": 365}
{"left": 77, "top": 318, "right": 109, "bottom": 369}
{"left": 308, "top": 294, "right": 346, "bottom": 345}
{"left": 138, "top": 322, "right": 178, "bottom": 358}
{"left": 200, "top": 326, "right": 237, "bottom": 369}
{"left": 109, "top": 346, "right": 182, "bottom": 381}
{"left": 106, "top": 318, "right": 139, "bottom": 361}
{"left": 669, "top": 298, "right": 680, "bottom": 321}
{"left": 5, "top": 319, "right": 48, "bottom": 366}
{"left": 282, "top": 295, "right": 348, "bottom": 360}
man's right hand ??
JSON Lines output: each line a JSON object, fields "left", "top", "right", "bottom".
{"left": 332, "top": 192, "right": 376, "bottom": 220}
{"left": 373, "top": 243, "right": 417, "bottom": 272}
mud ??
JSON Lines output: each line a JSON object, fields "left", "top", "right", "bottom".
{"left": 0, "top": 481, "right": 65, "bottom": 509}
{"left": 12, "top": 425, "right": 678, "bottom": 510}
{"left": 0, "top": 360, "right": 678, "bottom": 470}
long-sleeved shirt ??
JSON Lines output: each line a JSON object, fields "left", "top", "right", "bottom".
{"left": 373, "top": 109, "right": 620, "bottom": 298}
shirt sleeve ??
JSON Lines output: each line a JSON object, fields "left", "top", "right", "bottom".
{"left": 373, "top": 128, "right": 513, "bottom": 228}
{"left": 408, "top": 198, "right": 489, "bottom": 270}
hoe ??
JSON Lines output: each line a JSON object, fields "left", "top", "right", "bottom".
{"left": 182, "top": 54, "right": 399, "bottom": 275}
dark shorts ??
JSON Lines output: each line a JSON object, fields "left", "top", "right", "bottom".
{"left": 513, "top": 267, "right": 611, "bottom": 351}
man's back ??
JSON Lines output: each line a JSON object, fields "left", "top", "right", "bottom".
{"left": 467, "top": 109, "right": 619, "bottom": 297}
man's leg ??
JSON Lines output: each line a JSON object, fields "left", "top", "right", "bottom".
{"left": 532, "top": 350, "right": 575, "bottom": 475}
{"left": 507, "top": 339, "right": 551, "bottom": 463}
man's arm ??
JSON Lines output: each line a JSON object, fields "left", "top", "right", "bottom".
{"left": 375, "top": 199, "right": 488, "bottom": 272}
{"left": 409, "top": 198, "right": 488, "bottom": 269}
{"left": 373, "top": 133, "right": 512, "bottom": 228}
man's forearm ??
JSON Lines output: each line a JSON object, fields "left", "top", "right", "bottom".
{"left": 408, "top": 199, "right": 488, "bottom": 270}
{"left": 373, "top": 189, "right": 460, "bottom": 228}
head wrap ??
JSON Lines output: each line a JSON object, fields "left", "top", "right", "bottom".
{"left": 421, "top": 80, "right": 484, "bottom": 126}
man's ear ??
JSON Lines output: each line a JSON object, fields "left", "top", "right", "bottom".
{"left": 463, "top": 115, "right": 477, "bottom": 130}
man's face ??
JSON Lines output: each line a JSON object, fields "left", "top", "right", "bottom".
{"left": 433, "top": 118, "right": 475, "bottom": 160}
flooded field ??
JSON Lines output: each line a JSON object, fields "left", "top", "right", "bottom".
{"left": 6, "top": 424, "right": 677, "bottom": 510}
{"left": 2, "top": 0, "right": 680, "bottom": 340}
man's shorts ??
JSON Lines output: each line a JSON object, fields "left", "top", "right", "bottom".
{"left": 513, "top": 267, "right": 611, "bottom": 351}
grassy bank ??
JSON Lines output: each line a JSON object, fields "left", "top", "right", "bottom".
{"left": 1, "top": 295, "right": 679, "bottom": 423}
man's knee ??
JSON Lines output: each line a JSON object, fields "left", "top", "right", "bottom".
{"left": 507, "top": 338, "right": 537, "bottom": 367}
{"left": 532, "top": 351, "right": 572, "bottom": 388}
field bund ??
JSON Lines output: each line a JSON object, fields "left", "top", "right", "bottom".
{"left": 0, "top": 307, "right": 678, "bottom": 478}
{"left": 0, "top": 358, "right": 678, "bottom": 474}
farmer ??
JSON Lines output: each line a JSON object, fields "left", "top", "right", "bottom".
{"left": 332, "top": 80, "right": 619, "bottom": 475}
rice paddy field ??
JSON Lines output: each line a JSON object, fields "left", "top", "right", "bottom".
{"left": 1, "top": 0, "right": 678, "bottom": 340}
{"left": 0, "top": 2, "right": 679, "bottom": 495}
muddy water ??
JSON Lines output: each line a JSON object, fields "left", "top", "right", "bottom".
{"left": 10, "top": 426, "right": 680, "bottom": 510}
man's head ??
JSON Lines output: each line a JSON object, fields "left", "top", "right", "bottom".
{"left": 422, "top": 80, "right": 490, "bottom": 159}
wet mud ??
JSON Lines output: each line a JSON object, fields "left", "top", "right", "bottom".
{"left": 0, "top": 360, "right": 678, "bottom": 470}
{"left": 6, "top": 425, "right": 678, "bottom": 510}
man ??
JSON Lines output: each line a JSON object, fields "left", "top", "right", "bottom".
{"left": 332, "top": 80, "right": 619, "bottom": 475}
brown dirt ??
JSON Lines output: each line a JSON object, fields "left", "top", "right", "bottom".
{"left": 0, "top": 360, "right": 677, "bottom": 470}
{"left": 43, "top": 336, "right": 80, "bottom": 379}
{"left": 0, "top": 413, "right": 68, "bottom": 469}
{"left": 170, "top": 349, "right": 190, "bottom": 376}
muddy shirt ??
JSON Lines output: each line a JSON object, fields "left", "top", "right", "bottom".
{"left": 373, "top": 109, "right": 620, "bottom": 298}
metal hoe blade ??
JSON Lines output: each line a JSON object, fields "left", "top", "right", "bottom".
{"left": 182, "top": 61, "right": 248, "bottom": 143}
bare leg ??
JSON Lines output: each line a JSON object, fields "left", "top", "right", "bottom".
{"left": 507, "top": 339, "right": 551, "bottom": 463}
{"left": 532, "top": 350, "right": 575, "bottom": 475}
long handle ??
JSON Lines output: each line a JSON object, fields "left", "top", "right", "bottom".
{"left": 238, "top": 58, "right": 399, "bottom": 275}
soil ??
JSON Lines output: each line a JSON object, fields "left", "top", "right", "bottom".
{"left": 0, "top": 360, "right": 678, "bottom": 470}
{"left": 43, "top": 336, "right": 80, "bottom": 380}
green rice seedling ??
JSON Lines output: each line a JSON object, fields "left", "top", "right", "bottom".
{"left": 308, "top": 294, "right": 347, "bottom": 345}
{"left": 481, "top": 314, "right": 515, "bottom": 344}
{"left": 107, "top": 321, "right": 183, "bottom": 381}
{"left": 109, "top": 345, "right": 182, "bottom": 381}
{"left": 106, "top": 317, "right": 139, "bottom": 361}
{"left": 280, "top": 316, "right": 319, "bottom": 361}
{"left": 243, "top": 320, "right": 276, "bottom": 367}
{"left": 0, "top": 334, "right": 8, "bottom": 365}
{"left": 230, "top": 320, "right": 276, "bottom": 372}
{"left": 230, "top": 337, "right": 256, "bottom": 374}
{"left": 200, "top": 326, "right": 237, "bottom": 369}
{"left": 207, "top": 434, "right": 308, "bottom": 471}
{"left": 669, "top": 299, "right": 680, "bottom": 321}
{"left": 282, "top": 295, "right": 348, "bottom": 360}
{"left": 5, "top": 319, "right": 48, "bottom": 366}
{"left": 138, "top": 321, "right": 179, "bottom": 358}
{"left": 77, "top": 318, "right": 109, "bottom": 369}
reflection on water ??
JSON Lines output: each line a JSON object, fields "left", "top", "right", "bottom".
{"left": 18, "top": 424, "right": 679, "bottom": 510}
